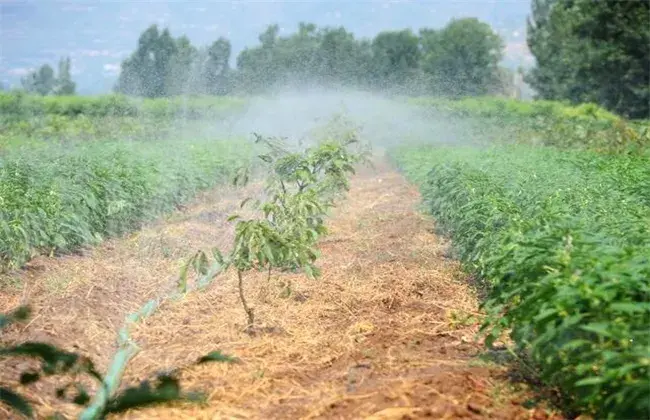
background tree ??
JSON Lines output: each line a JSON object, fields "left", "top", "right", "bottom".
{"left": 526, "top": 0, "right": 650, "bottom": 118}
{"left": 166, "top": 35, "right": 198, "bottom": 95}
{"left": 316, "top": 27, "right": 368, "bottom": 86}
{"left": 370, "top": 29, "right": 421, "bottom": 90}
{"left": 53, "top": 56, "right": 76, "bottom": 95}
{"left": 420, "top": 18, "right": 504, "bottom": 97}
{"left": 116, "top": 25, "right": 178, "bottom": 97}
{"left": 21, "top": 64, "right": 56, "bottom": 95}
{"left": 202, "top": 37, "right": 232, "bottom": 95}
{"left": 115, "top": 19, "right": 511, "bottom": 98}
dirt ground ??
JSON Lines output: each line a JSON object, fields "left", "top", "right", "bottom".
{"left": 0, "top": 161, "right": 561, "bottom": 419}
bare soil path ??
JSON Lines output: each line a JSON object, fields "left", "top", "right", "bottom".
{"left": 1, "top": 161, "right": 559, "bottom": 419}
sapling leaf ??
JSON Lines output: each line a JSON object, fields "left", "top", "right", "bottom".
{"left": 19, "top": 372, "right": 40, "bottom": 385}
{"left": 196, "top": 350, "right": 239, "bottom": 364}
{"left": 0, "top": 387, "right": 33, "bottom": 418}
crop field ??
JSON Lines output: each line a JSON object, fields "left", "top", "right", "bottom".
{"left": 1, "top": 92, "right": 649, "bottom": 420}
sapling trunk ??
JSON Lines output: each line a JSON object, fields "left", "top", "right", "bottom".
{"left": 237, "top": 270, "right": 254, "bottom": 327}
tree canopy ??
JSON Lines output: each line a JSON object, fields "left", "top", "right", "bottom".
{"left": 20, "top": 57, "right": 77, "bottom": 96}
{"left": 114, "top": 20, "right": 509, "bottom": 98}
{"left": 526, "top": 0, "right": 650, "bottom": 118}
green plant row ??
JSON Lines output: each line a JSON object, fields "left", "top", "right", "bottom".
{"left": 390, "top": 144, "right": 650, "bottom": 419}
{"left": 0, "top": 92, "right": 247, "bottom": 120}
{"left": 0, "top": 137, "right": 253, "bottom": 271}
{"left": 407, "top": 96, "right": 622, "bottom": 123}
{"left": 407, "top": 96, "right": 650, "bottom": 154}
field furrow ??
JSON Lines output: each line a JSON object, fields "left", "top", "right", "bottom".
{"left": 0, "top": 182, "right": 263, "bottom": 419}
{"left": 97, "top": 162, "right": 557, "bottom": 420}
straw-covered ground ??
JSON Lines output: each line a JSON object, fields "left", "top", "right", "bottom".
{"left": 1, "top": 161, "right": 561, "bottom": 419}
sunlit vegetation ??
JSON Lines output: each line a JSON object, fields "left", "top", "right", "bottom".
{"left": 1, "top": 2, "right": 648, "bottom": 418}
{"left": 390, "top": 104, "right": 650, "bottom": 418}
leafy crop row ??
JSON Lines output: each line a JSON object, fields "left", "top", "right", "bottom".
{"left": 0, "top": 92, "right": 247, "bottom": 120}
{"left": 0, "top": 138, "right": 253, "bottom": 271}
{"left": 391, "top": 144, "right": 650, "bottom": 418}
{"left": 408, "top": 96, "right": 650, "bottom": 153}
{"left": 408, "top": 96, "right": 622, "bottom": 122}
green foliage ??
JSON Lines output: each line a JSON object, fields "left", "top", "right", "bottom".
{"left": 526, "top": 0, "right": 650, "bottom": 119}
{"left": 391, "top": 144, "right": 650, "bottom": 419}
{"left": 21, "top": 64, "right": 56, "bottom": 96}
{"left": 115, "top": 24, "right": 234, "bottom": 98}
{"left": 420, "top": 18, "right": 504, "bottom": 97}
{"left": 180, "top": 115, "right": 369, "bottom": 327}
{"left": 0, "top": 92, "right": 246, "bottom": 120}
{"left": 0, "top": 138, "right": 252, "bottom": 271}
{"left": 0, "top": 306, "right": 236, "bottom": 418}
{"left": 370, "top": 29, "right": 421, "bottom": 89}
{"left": 53, "top": 57, "right": 76, "bottom": 96}
{"left": 409, "top": 96, "right": 650, "bottom": 153}
{"left": 20, "top": 57, "right": 76, "bottom": 96}
{"left": 113, "top": 19, "right": 508, "bottom": 96}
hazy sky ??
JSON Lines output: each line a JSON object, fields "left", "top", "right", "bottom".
{"left": 0, "top": 0, "right": 534, "bottom": 94}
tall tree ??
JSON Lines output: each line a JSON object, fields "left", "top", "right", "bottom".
{"left": 202, "top": 37, "right": 232, "bottom": 95}
{"left": 526, "top": 0, "right": 650, "bottom": 118}
{"left": 421, "top": 18, "right": 504, "bottom": 97}
{"left": 371, "top": 29, "right": 421, "bottom": 89}
{"left": 166, "top": 35, "right": 198, "bottom": 95}
{"left": 21, "top": 64, "right": 56, "bottom": 95}
{"left": 53, "top": 56, "right": 76, "bottom": 95}
{"left": 317, "top": 27, "right": 370, "bottom": 86}
{"left": 116, "top": 25, "right": 178, "bottom": 97}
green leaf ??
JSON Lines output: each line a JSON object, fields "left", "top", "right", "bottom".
{"left": 19, "top": 372, "right": 40, "bottom": 385}
{"left": 0, "top": 306, "right": 31, "bottom": 330}
{"left": 72, "top": 388, "right": 91, "bottom": 406}
{"left": 560, "top": 339, "right": 591, "bottom": 351}
{"left": 575, "top": 377, "right": 607, "bottom": 387}
{"left": 580, "top": 323, "right": 613, "bottom": 338}
{"left": 227, "top": 214, "right": 241, "bottom": 222}
{"left": 196, "top": 350, "right": 239, "bottom": 364}
{"left": 0, "top": 387, "right": 33, "bottom": 418}
{"left": 178, "top": 259, "right": 191, "bottom": 293}
{"left": 211, "top": 248, "right": 225, "bottom": 265}
{"left": 104, "top": 374, "right": 195, "bottom": 414}
{"left": 610, "top": 302, "right": 650, "bottom": 314}
{"left": 0, "top": 342, "right": 78, "bottom": 371}
{"left": 240, "top": 197, "right": 253, "bottom": 209}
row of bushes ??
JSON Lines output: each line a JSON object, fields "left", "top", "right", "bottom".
{"left": 0, "top": 92, "right": 247, "bottom": 120}
{"left": 407, "top": 96, "right": 650, "bottom": 154}
{"left": 390, "top": 144, "right": 650, "bottom": 419}
{"left": 407, "top": 96, "right": 622, "bottom": 123}
{"left": 0, "top": 137, "right": 253, "bottom": 271}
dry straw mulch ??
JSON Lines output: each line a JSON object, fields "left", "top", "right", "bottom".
{"left": 1, "top": 162, "right": 561, "bottom": 419}
{"left": 113, "top": 163, "right": 559, "bottom": 420}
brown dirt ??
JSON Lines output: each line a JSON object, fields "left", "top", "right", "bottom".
{"left": 1, "top": 161, "right": 562, "bottom": 420}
